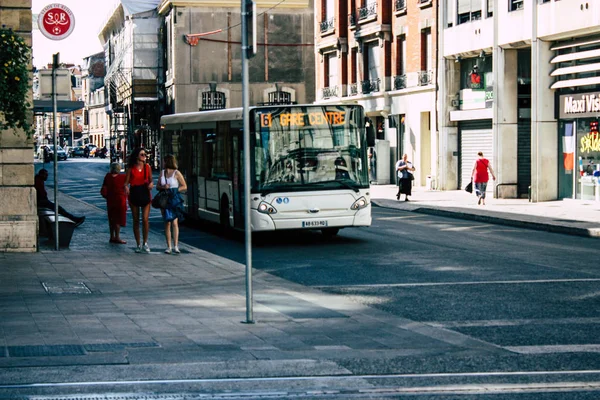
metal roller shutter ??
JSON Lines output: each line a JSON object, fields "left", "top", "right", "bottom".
{"left": 459, "top": 120, "right": 493, "bottom": 190}
{"left": 517, "top": 119, "right": 531, "bottom": 198}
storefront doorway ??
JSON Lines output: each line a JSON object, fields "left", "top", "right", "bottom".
{"left": 558, "top": 118, "right": 600, "bottom": 200}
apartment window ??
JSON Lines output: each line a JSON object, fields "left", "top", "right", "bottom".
{"left": 458, "top": 0, "right": 482, "bottom": 25}
{"left": 328, "top": 54, "right": 338, "bottom": 88}
{"left": 394, "top": 35, "right": 407, "bottom": 90}
{"left": 396, "top": 35, "right": 406, "bottom": 76}
{"left": 509, "top": 0, "right": 524, "bottom": 11}
{"left": 487, "top": 0, "right": 493, "bottom": 17}
{"left": 366, "top": 42, "right": 380, "bottom": 81}
{"left": 421, "top": 28, "right": 432, "bottom": 72}
{"left": 268, "top": 91, "right": 292, "bottom": 105}
{"left": 321, "top": 0, "right": 335, "bottom": 32}
{"left": 201, "top": 91, "right": 226, "bottom": 110}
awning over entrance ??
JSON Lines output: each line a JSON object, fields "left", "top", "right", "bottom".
{"left": 33, "top": 100, "right": 85, "bottom": 113}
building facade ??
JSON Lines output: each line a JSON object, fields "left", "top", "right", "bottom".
{"left": 315, "top": 0, "right": 437, "bottom": 187}
{"left": 158, "top": 0, "right": 315, "bottom": 114}
{"left": 82, "top": 52, "right": 109, "bottom": 149}
{"left": 99, "top": 1, "right": 163, "bottom": 166}
{"left": 0, "top": 0, "right": 36, "bottom": 251}
{"left": 440, "top": 0, "right": 600, "bottom": 202}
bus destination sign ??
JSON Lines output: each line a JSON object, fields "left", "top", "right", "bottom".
{"left": 259, "top": 111, "right": 346, "bottom": 128}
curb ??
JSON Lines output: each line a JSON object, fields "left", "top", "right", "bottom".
{"left": 372, "top": 200, "right": 600, "bottom": 239}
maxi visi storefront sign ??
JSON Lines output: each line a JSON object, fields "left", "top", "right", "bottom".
{"left": 559, "top": 91, "right": 600, "bottom": 119}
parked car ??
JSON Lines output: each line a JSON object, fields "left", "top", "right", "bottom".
{"left": 70, "top": 146, "right": 86, "bottom": 157}
{"left": 37, "top": 145, "right": 68, "bottom": 162}
{"left": 84, "top": 144, "right": 97, "bottom": 158}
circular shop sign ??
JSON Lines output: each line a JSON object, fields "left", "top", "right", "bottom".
{"left": 38, "top": 3, "right": 75, "bottom": 40}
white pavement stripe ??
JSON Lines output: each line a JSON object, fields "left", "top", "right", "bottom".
{"left": 377, "top": 215, "right": 424, "bottom": 220}
{"left": 429, "top": 317, "right": 600, "bottom": 328}
{"left": 440, "top": 224, "right": 495, "bottom": 231}
{"left": 506, "top": 345, "right": 600, "bottom": 354}
{"left": 315, "top": 278, "right": 600, "bottom": 289}
{"left": 3, "top": 370, "right": 600, "bottom": 390}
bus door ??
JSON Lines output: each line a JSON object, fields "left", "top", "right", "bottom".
{"left": 178, "top": 131, "right": 198, "bottom": 218}
{"left": 232, "top": 127, "right": 244, "bottom": 229}
{"left": 188, "top": 132, "right": 200, "bottom": 219}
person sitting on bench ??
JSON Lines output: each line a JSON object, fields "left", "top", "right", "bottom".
{"left": 35, "top": 169, "right": 85, "bottom": 227}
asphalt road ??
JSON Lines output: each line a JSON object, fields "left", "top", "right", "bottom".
{"left": 32, "top": 159, "right": 600, "bottom": 399}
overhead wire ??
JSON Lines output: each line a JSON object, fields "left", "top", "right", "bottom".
{"left": 184, "top": 0, "right": 314, "bottom": 47}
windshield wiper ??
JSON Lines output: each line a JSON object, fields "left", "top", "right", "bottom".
{"left": 331, "top": 179, "right": 359, "bottom": 192}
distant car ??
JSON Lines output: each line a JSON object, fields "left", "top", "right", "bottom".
{"left": 37, "top": 145, "right": 67, "bottom": 161}
{"left": 85, "top": 144, "right": 97, "bottom": 158}
{"left": 70, "top": 146, "right": 86, "bottom": 157}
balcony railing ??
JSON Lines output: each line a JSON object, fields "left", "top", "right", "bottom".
{"left": 418, "top": 70, "right": 433, "bottom": 87}
{"left": 320, "top": 17, "right": 335, "bottom": 33}
{"left": 393, "top": 74, "right": 407, "bottom": 90}
{"left": 395, "top": 0, "right": 406, "bottom": 12}
{"left": 349, "top": 83, "right": 358, "bottom": 96}
{"left": 361, "top": 78, "right": 380, "bottom": 94}
{"left": 348, "top": 13, "right": 356, "bottom": 27}
{"left": 358, "top": 2, "right": 377, "bottom": 21}
{"left": 321, "top": 86, "right": 338, "bottom": 99}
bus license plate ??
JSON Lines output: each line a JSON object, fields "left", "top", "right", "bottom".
{"left": 302, "top": 220, "right": 328, "bottom": 228}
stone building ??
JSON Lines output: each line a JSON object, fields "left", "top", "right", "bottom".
{"left": 314, "top": 0, "right": 437, "bottom": 187}
{"left": 0, "top": 0, "right": 36, "bottom": 252}
{"left": 158, "top": 0, "right": 315, "bottom": 113}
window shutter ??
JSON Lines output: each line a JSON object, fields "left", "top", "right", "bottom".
{"left": 458, "top": 0, "right": 470, "bottom": 14}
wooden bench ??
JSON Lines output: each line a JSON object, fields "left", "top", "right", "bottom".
{"left": 44, "top": 215, "right": 76, "bottom": 248}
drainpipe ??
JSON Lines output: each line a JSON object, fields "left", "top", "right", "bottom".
{"left": 436, "top": 0, "right": 443, "bottom": 190}
{"left": 492, "top": 0, "right": 499, "bottom": 197}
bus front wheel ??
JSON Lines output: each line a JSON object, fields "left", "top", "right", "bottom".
{"left": 321, "top": 228, "right": 339, "bottom": 238}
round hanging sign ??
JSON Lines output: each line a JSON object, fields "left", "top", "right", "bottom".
{"left": 38, "top": 3, "right": 75, "bottom": 41}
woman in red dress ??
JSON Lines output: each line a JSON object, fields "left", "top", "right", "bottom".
{"left": 101, "top": 162, "right": 127, "bottom": 244}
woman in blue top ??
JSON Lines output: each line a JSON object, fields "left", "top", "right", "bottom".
{"left": 156, "top": 154, "right": 188, "bottom": 254}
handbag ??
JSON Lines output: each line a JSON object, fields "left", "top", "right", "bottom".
{"left": 152, "top": 170, "right": 170, "bottom": 209}
{"left": 152, "top": 190, "right": 169, "bottom": 209}
{"left": 465, "top": 179, "right": 473, "bottom": 193}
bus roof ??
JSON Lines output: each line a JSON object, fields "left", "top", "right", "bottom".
{"left": 160, "top": 104, "right": 363, "bottom": 128}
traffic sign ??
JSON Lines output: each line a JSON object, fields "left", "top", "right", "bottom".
{"left": 38, "top": 3, "right": 75, "bottom": 41}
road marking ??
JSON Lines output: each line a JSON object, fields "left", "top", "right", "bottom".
{"left": 315, "top": 278, "right": 600, "bottom": 289}
{"left": 3, "top": 370, "right": 600, "bottom": 390}
{"left": 440, "top": 224, "right": 495, "bottom": 231}
{"left": 429, "top": 317, "right": 600, "bottom": 328}
{"left": 506, "top": 345, "right": 600, "bottom": 354}
{"left": 377, "top": 215, "right": 424, "bottom": 220}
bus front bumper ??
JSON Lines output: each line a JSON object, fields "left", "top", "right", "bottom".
{"left": 251, "top": 205, "right": 371, "bottom": 232}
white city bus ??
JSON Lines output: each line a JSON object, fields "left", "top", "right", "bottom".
{"left": 159, "top": 104, "right": 371, "bottom": 236}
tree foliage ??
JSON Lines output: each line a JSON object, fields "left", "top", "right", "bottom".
{"left": 0, "top": 28, "right": 32, "bottom": 135}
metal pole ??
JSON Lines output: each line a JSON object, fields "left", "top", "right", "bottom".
{"left": 52, "top": 53, "right": 60, "bottom": 250}
{"left": 242, "top": 0, "right": 254, "bottom": 324}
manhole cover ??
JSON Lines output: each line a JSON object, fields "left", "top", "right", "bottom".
{"left": 42, "top": 281, "right": 91, "bottom": 294}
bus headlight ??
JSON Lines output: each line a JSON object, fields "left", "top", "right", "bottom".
{"left": 351, "top": 197, "right": 369, "bottom": 210}
{"left": 257, "top": 201, "right": 277, "bottom": 214}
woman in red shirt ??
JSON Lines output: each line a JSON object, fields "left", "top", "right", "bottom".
{"left": 471, "top": 151, "right": 496, "bottom": 206}
{"left": 124, "top": 148, "right": 154, "bottom": 253}
{"left": 101, "top": 162, "right": 127, "bottom": 244}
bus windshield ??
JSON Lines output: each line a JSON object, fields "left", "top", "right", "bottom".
{"left": 252, "top": 105, "right": 368, "bottom": 193}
